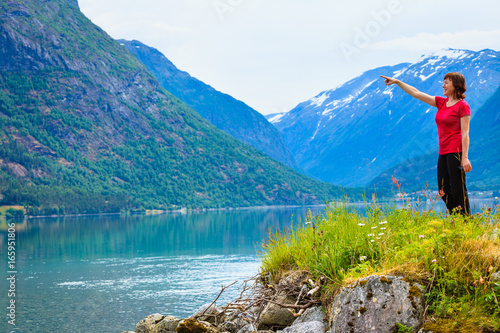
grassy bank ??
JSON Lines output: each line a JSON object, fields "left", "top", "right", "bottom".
{"left": 259, "top": 200, "right": 500, "bottom": 332}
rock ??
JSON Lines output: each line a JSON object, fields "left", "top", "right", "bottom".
{"left": 176, "top": 319, "right": 217, "bottom": 333}
{"left": 489, "top": 228, "right": 499, "bottom": 241}
{"left": 236, "top": 323, "right": 257, "bottom": 333}
{"left": 329, "top": 275, "right": 425, "bottom": 333}
{"left": 151, "top": 315, "right": 181, "bottom": 333}
{"left": 219, "top": 319, "right": 238, "bottom": 333}
{"left": 292, "top": 306, "right": 326, "bottom": 326}
{"left": 191, "top": 303, "right": 223, "bottom": 323}
{"left": 136, "top": 314, "right": 166, "bottom": 333}
{"left": 283, "top": 321, "right": 326, "bottom": 333}
{"left": 257, "top": 292, "right": 296, "bottom": 329}
{"left": 491, "top": 271, "right": 500, "bottom": 283}
{"left": 278, "top": 271, "right": 311, "bottom": 286}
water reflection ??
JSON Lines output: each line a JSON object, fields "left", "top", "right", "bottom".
{"left": 0, "top": 206, "right": 324, "bottom": 333}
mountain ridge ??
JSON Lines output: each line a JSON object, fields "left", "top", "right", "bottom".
{"left": 272, "top": 48, "right": 500, "bottom": 188}
{"left": 0, "top": 0, "right": 357, "bottom": 214}
{"left": 369, "top": 84, "right": 500, "bottom": 191}
{"left": 119, "top": 39, "right": 297, "bottom": 169}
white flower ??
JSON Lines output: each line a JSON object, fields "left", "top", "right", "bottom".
{"left": 358, "top": 223, "right": 365, "bottom": 226}
{"left": 371, "top": 226, "right": 378, "bottom": 229}
{"left": 305, "top": 221, "right": 312, "bottom": 225}
{"left": 431, "top": 259, "right": 437, "bottom": 263}
{"left": 378, "top": 233, "right": 384, "bottom": 236}
{"left": 380, "top": 228, "right": 386, "bottom": 230}
{"left": 419, "top": 235, "right": 425, "bottom": 239}
{"left": 367, "top": 234, "right": 375, "bottom": 237}
{"left": 370, "top": 240, "right": 375, "bottom": 242}
{"left": 379, "top": 221, "right": 388, "bottom": 225}
{"left": 360, "top": 256, "right": 367, "bottom": 261}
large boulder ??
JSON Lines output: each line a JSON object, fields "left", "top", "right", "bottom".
{"left": 136, "top": 314, "right": 167, "bottom": 333}
{"left": 329, "top": 275, "right": 425, "bottom": 333}
{"left": 257, "top": 292, "right": 296, "bottom": 329}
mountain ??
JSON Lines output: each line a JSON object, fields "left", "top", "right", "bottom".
{"left": 271, "top": 49, "right": 500, "bottom": 187}
{"left": 119, "top": 40, "right": 297, "bottom": 169}
{"left": 369, "top": 85, "right": 500, "bottom": 192}
{"left": 265, "top": 112, "right": 287, "bottom": 123}
{"left": 0, "top": 0, "right": 358, "bottom": 215}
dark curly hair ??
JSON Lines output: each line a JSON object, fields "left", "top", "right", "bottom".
{"left": 444, "top": 72, "right": 466, "bottom": 99}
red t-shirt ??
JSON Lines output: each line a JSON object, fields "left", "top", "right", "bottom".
{"left": 435, "top": 96, "right": 471, "bottom": 155}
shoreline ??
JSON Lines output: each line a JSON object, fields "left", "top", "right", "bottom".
{"left": 3, "top": 192, "right": 498, "bottom": 219}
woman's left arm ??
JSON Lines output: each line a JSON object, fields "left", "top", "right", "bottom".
{"left": 461, "top": 115, "right": 472, "bottom": 173}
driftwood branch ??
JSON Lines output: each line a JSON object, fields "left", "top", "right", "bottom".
{"left": 199, "top": 281, "right": 238, "bottom": 316}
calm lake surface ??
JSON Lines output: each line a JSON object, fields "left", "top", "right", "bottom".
{"left": 0, "top": 206, "right": 325, "bottom": 333}
{"left": 0, "top": 199, "right": 496, "bottom": 333}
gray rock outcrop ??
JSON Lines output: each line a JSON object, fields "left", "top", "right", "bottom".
{"left": 329, "top": 275, "right": 425, "bottom": 333}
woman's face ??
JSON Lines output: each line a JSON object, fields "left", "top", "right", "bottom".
{"left": 442, "top": 78, "right": 456, "bottom": 98}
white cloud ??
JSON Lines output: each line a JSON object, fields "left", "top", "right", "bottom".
{"left": 77, "top": 0, "right": 500, "bottom": 115}
{"left": 368, "top": 30, "right": 500, "bottom": 52}
{"left": 152, "top": 22, "right": 191, "bottom": 33}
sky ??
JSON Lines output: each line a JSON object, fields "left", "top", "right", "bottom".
{"left": 78, "top": 0, "right": 500, "bottom": 115}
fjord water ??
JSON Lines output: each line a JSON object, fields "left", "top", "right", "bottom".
{"left": 0, "top": 206, "right": 324, "bottom": 333}
{"left": 1, "top": 198, "right": 496, "bottom": 333}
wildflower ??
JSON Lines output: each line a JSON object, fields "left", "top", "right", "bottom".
{"left": 305, "top": 221, "right": 312, "bottom": 225}
{"left": 371, "top": 226, "right": 377, "bottom": 229}
{"left": 419, "top": 235, "right": 425, "bottom": 239}
{"left": 379, "top": 221, "right": 387, "bottom": 225}
{"left": 378, "top": 233, "right": 384, "bottom": 236}
{"left": 367, "top": 234, "right": 375, "bottom": 237}
{"left": 376, "top": 237, "right": 381, "bottom": 240}
{"left": 380, "top": 227, "right": 386, "bottom": 230}
{"left": 370, "top": 240, "right": 375, "bottom": 242}
{"left": 431, "top": 259, "right": 436, "bottom": 263}
{"left": 360, "top": 256, "right": 367, "bottom": 261}
{"left": 358, "top": 223, "right": 365, "bottom": 226}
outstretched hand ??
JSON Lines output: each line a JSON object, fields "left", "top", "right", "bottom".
{"left": 380, "top": 75, "right": 399, "bottom": 86}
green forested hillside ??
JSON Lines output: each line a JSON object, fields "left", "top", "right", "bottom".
{"left": 119, "top": 39, "right": 297, "bottom": 169}
{"left": 0, "top": 0, "right": 359, "bottom": 215}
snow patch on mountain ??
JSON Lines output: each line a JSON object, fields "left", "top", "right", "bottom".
{"left": 267, "top": 112, "right": 286, "bottom": 123}
{"left": 309, "top": 92, "right": 331, "bottom": 107}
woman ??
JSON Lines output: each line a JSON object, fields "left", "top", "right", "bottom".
{"left": 380, "top": 72, "right": 471, "bottom": 215}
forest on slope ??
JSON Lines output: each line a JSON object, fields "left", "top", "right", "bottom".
{"left": 0, "top": 0, "right": 360, "bottom": 215}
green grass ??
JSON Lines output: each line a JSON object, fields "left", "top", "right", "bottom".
{"left": 259, "top": 200, "right": 500, "bottom": 332}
